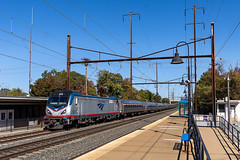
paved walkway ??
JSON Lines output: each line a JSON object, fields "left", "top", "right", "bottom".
{"left": 199, "top": 127, "right": 240, "bottom": 160}
{"left": 75, "top": 111, "right": 194, "bottom": 160}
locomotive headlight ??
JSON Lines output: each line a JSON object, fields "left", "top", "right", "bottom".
{"left": 47, "top": 109, "right": 52, "bottom": 115}
{"left": 61, "top": 109, "right": 66, "bottom": 115}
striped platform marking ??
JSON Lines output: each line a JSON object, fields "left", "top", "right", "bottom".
{"left": 163, "top": 138, "right": 181, "bottom": 142}
{"left": 74, "top": 110, "right": 179, "bottom": 160}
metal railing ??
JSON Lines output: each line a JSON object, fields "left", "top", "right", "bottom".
{"left": 194, "top": 114, "right": 240, "bottom": 151}
{"left": 219, "top": 116, "right": 240, "bottom": 150}
{"left": 191, "top": 115, "right": 211, "bottom": 160}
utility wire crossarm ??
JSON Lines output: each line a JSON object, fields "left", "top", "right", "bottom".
{"left": 70, "top": 54, "right": 211, "bottom": 64}
{"left": 137, "top": 36, "right": 210, "bottom": 58}
{"left": 71, "top": 46, "right": 129, "bottom": 59}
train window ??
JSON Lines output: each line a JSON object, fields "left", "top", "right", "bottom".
{"left": 109, "top": 100, "right": 114, "bottom": 103}
{"left": 48, "top": 96, "right": 68, "bottom": 106}
{"left": 9, "top": 112, "right": 12, "bottom": 120}
{"left": 1, "top": 113, "right": 5, "bottom": 120}
{"left": 83, "top": 98, "right": 86, "bottom": 102}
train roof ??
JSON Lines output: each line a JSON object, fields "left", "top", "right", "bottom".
{"left": 51, "top": 90, "right": 117, "bottom": 100}
{"left": 120, "top": 99, "right": 166, "bottom": 105}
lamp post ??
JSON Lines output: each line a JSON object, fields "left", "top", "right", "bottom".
{"left": 180, "top": 73, "right": 188, "bottom": 85}
{"left": 171, "top": 41, "right": 191, "bottom": 130}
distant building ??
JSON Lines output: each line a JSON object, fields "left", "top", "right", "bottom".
{"left": 216, "top": 100, "right": 240, "bottom": 123}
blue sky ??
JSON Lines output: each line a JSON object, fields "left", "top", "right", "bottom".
{"left": 0, "top": 0, "right": 239, "bottom": 99}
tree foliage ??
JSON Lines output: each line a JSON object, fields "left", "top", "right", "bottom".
{"left": 196, "top": 65, "right": 240, "bottom": 113}
{"left": 28, "top": 69, "right": 168, "bottom": 102}
{"left": 0, "top": 88, "right": 27, "bottom": 96}
{"left": 30, "top": 69, "right": 95, "bottom": 97}
{"left": 0, "top": 88, "right": 10, "bottom": 96}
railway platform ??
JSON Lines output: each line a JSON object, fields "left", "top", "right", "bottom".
{"left": 75, "top": 111, "right": 194, "bottom": 160}
{"left": 75, "top": 111, "right": 240, "bottom": 160}
{"left": 199, "top": 127, "right": 240, "bottom": 159}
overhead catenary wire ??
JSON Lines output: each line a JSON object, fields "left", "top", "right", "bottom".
{"left": 214, "top": 0, "right": 224, "bottom": 23}
{"left": 0, "top": 52, "right": 55, "bottom": 69}
{"left": 216, "top": 18, "right": 240, "bottom": 57}
{"left": 0, "top": 38, "right": 63, "bottom": 59}
{"left": 42, "top": 0, "right": 120, "bottom": 56}
{"left": 0, "top": 11, "right": 65, "bottom": 44}
{"left": 69, "top": 0, "right": 129, "bottom": 51}
{"left": 0, "top": 28, "right": 66, "bottom": 58}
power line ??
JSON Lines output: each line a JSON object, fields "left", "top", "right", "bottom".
{"left": 0, "top": 28, "right": 66, "bottom": 57}
{"left": 0, "top": 38, "right": 63, "bottom": 59}
{"left": 69, "top": 0, "right": 129, "bottom": 51}
{"left": 214, "top": 0, "right": 224, "bottom": 22}
{"left": 43, "top": 0, "right": 118, "bottom": 55}
{"left": 216, "top": 18, "right": 240, "bottom": 56}
{"left": 0, "top": 52, "right": 55, "bottom": 69}
{"left": 0, "top": 11, "right": 65, "bottom": 44}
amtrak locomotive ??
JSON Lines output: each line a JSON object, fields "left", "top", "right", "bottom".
{"left": 44, "top": 90, "right": 175, "bottom": 129}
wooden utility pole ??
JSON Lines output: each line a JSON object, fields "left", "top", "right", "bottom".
{"left": 156, "top": 63, "right": 158, "bottom": 103}
{"left": 211, "top": 22, "right": 216, "bottom": 126}
{"left": 85, "top": 64, "right": 88, "bottom": 95}
{"left": 67, "top": 34, "right": 71, "bottom": 90}
{"left": 185, "top": 5, "right": 205, "bottom": 111}
{"left": 123, "top": 11, "right": 140, "bottom": 100}
{"left": 82, "top": 58, "right": 90, "bottom": 95}
{"left": 29, "top": 7, "right": 33, "bottom": 95}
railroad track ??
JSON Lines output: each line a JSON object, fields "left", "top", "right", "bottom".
{"left": 0, "top": 108, "right": 177, "bottom": 160}
{"left": 0, "top": 130, "right": 51, "bottom": 144}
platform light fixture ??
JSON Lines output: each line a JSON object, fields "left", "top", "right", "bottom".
{"left": 171, "top": 48, "right": 183, "bottom": 64}
{"left": 171, "top": 41, "right": 191, "bottom": 130}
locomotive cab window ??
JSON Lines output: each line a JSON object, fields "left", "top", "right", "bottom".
{"left": 48, "top": 91, "right": 72, "bottom": 107}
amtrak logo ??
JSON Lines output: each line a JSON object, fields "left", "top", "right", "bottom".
{"left": 97, "top": 103, "right": 104, "bottom": 111}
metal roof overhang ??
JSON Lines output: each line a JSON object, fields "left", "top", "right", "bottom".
{"left": 0, "top": 96, "right": 48, "bottom": 106}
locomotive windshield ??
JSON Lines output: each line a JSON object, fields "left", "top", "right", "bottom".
{"left": 47, "top": 90, "right": 72, "bottom": 107}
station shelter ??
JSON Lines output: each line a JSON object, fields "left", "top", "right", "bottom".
{"left": 178, "top": 99, "right": 188, "bottom": 117}
{"left": 217, "top": 100, "right": 240, "bottom": 123}
{"left": 0, "top": 96, "right": 47, "bottom": 130}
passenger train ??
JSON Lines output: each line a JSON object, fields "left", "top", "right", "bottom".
{"left": 44, "top": 90, "right": 176, "bottom": 129}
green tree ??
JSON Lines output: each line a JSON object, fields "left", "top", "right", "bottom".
{"left": 96, "top": 70, "right": 123, "bottom": 98}
{"left": 0, "top": 88, "right": 10, "bottom": 96}
{"left": 162, "top": 98, "right": 170, "bottom": 103}
{"left": 196, "top": 65, "right": 240, "bottom": 113}
{"left": 138, "top": 89, "right": 155, "bottom": 102}
{"left": 96, "top": 70, "right": 142, "bottom": 100}
{"left": 7, "top": 88, "right": 27, "bottom": 96}
{"left": 120, "top": 78, "right": 139, "bottom": 100}
{"left": 31, "top": 69, "right": 95, "bottom": 97}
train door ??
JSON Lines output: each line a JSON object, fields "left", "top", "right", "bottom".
{"left": 77, "top": 98, "right": 83, "bottom": 115}
{"left": 0, "top": 110, "right": 14, "bottom": 131}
